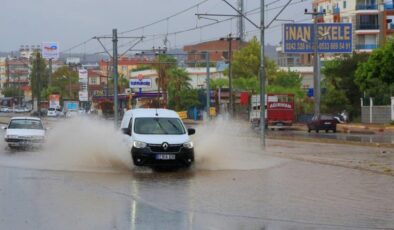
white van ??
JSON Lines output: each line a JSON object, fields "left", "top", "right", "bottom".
{"left": 120, "top": 108, "right": 195, "bottom": 167}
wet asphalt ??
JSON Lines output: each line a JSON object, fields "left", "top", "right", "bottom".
{"left": 0, "top": 149, "right": 393, "bottom": 229}
{"left": 0, "top": 118, "right": 393, "bottom": 230}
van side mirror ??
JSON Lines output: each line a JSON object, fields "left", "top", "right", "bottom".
{"left": 1, "top": 126, "right": 7, "bottom": 130}
{"left": 121, "top": 128, "right": 131, "bottom": 136}
{"left": 187, "top": 128, "right": 195, "bottom": 135}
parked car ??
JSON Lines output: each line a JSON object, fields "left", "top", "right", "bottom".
{"left": 0, "top": 107, "right": 10, "bottom": 113}
{"left": 120, "top": 108, "right": 195, "bottom": 168}
{"left": 47, "top": 107, "right": 63, "bottom": 117}
{"left": 13, "top": 107, "right": 29, "bottom": 113}
{"left": 307, "top": 114, "right": 338, "bottom": 133}
{"left": 2, "top": 117, "right": 46, "bottom": 149}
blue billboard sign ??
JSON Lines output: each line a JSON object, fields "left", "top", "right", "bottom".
{"left": 129, "top": 79, "right": 152, "bottom": 88}
{"left": 283, "top": 23, "right": 352, "bottom": 53}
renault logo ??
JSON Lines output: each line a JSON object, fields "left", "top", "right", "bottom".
{"left": 162, "top": 142, "right": 169, "bottom": 150}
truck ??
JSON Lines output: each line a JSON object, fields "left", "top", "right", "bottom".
{"left": 250, "top": 93, "right": 295, "bottom": 128}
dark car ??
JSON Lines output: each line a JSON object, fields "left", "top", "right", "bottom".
{"left": 307, "top": 114, "right": 338, "bottom": 133}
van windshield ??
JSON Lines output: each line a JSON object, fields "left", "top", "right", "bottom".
{"left": 134, "top": 118, "right": 186, "bottom": 135}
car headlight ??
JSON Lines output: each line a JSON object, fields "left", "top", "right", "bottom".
{"left": 133, "top": 141, "right": 147, "bottom": 149}
{"left": 183, "top": 141, "right": 194, "bottom": 149}
{"left": 6, "top": 135, "right": 19, "bottom": 139}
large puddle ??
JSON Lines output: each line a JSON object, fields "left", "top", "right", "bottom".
{"left": 0, "top": 116, "right": 284, "bottom": 173}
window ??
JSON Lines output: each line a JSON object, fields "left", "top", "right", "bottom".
{"left": 343, "top": 1, "right": 347, "bottom": 9}
{"left": 8, "top": 119, "right": 43, "bottom": 130}
{"left": 134, "top": 118, "right": 186, "bottom": 135}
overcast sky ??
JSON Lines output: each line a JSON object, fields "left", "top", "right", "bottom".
{"left": 0, "top": 0, "right": 311, "bottom": 54}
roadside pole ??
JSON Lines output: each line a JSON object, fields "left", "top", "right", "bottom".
{"left": 259, "top": 0, "right": 266, "bottom": 148}
{"left": 112, "top": 29, "right": 119, "bottom": 128}
{"left": 206, "top": 52, "right": 211, "bottom": 119}
{"left": 36, "top": 52, "right": 41, "bottom": 118}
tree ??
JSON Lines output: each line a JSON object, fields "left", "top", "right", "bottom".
{"left": 210, "top": 78, "right": 228, "bottom": 90}
{"left": 51, "top": 66, "right": 79, "bottom": 99}
{"left": 322, "top": 53, "right": 369, "bottom": 117}
{"left": 272, "top": 71, "right": 302, "bottom": 88}
{"left": 355, "top": 38, "right": 394, "bottom": 105}
{"left": 30, "top": 53, "right": 48, "bottom": 102}
{"left": 167, "top": 68, "right": 199, "bottom": 111}
{"left": 231, "top": 37, "right": 278, "bottom": 84}
{"left": 2, "top": 87, "right": 23, "bottom": 98}
{"left": 153, "top": 54, "right": 177, "bottom": 104}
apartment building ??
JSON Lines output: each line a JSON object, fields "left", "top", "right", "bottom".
{"left": 313, "top": 0, "right": 394, "bottom": 52}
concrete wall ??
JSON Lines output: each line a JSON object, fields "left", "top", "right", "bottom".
{"left": 361, "top": 106, "right": 391, "bottom": 123}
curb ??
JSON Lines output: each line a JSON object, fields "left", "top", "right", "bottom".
{"left": 267, "top": 135, "right": 394, "bottom": 148}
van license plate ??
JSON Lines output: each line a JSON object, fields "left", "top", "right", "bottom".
{"left": 156, "top": 154, "right": 175, "bottom": 160}
{"left": 324, "top": 122, "right": 331, "bottom": 125}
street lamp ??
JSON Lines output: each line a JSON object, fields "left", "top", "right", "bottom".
{"left": 219, "top": 33, "right": 240, "bottom": 116}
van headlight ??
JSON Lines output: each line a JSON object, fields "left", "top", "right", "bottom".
{"left": 183, "top": 141, "right": 194, "bottom": 149}
{"left": 133, "top": 141, "right": 147, "bottom": 149}
{"left": 6, "top": 135, "right": 19, "bottom": 139}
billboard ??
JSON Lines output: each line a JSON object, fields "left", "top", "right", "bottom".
{"left": 64, "top": 101, "right": 79, "bottom": 111}
{"left": 283, "top": 23, "right": 352, "bottom": 53}
{"left": 49, "top": 94, "right": 60, "bottom": 108}
{"left": 42, "top": 42, "right": 59, "bottom": 60}
{"left": 78, "top": 69, "right": 88, "bottom": 84}
{"left": 79, "top": 91, "right": 89, "bottom": 102}
{"left": 129, "top": 79, "right": 152, "bottom": 88}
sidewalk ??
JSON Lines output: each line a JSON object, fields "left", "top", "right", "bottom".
{"left": 293, "top": 122, "right": 394, "bottom": 134}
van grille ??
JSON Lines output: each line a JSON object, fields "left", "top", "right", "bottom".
{"left": 148, "top": 144, "right": 182, "bottom": 153}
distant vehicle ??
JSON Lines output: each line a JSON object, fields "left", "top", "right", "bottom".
{"left": 250, "top": 93, "right": 295, "bottom": 128}
{"left": 120, "top": 109, "right": 195, "bottom": 168}
{"left": 2, "top": 117, "right": 46, "bottom": 149}
{"left": 47, "top": 107, "right": 57, "bottom": 117}
{"left": 307, "top": 114, "right": 338, "bottom": 133}
{"left": 0, "top": 107, "right": 10, "bottom": 113}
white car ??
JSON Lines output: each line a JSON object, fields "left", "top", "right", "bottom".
{"left": 47, "top": 107, "right": 63, "bottom": 117}
{"left": 120, "top": 109, "right": 195, "bottom": 168}
{"left": 3, "top": 117, "right": 46, "bottom": 149}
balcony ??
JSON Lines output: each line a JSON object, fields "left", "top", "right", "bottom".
{"left": 356, "top": 44, "right": 379, "bottom": 50}
{"left": 356, "top": 24, "right": 379, "bottom": 30}
{"left": 384, "top": 3, "right": 394, "bottom": 10}
{"left": 356, "top": 4, "right": 378, "bottom": 10}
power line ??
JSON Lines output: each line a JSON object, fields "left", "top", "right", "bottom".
{"left": 61, "top": 0, "right": 310, "bottom": 56}
{"left": 119, "top": 0, "right": 210, "bottom": 35}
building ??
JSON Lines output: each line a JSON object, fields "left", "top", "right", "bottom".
{"left": 276, "top": 46, "right": 313, "bottom": 67}
{"left": 99, "top": 57, "right": 154, "bottom": 78}
{"left": 87, "top": 69, "right": 108, "bottom": 97}
{"left": 313, "top": 0, "right": 394, "bottom": 53}
{"left": 0, "top": 58, "right": 6, "bottom": 93}
{"left": 183, "top": 40, "right": 246, "bottom": 66}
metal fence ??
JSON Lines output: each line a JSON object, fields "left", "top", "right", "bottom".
{"left": 361, "top": 97, "right": 394, "bottom": 124}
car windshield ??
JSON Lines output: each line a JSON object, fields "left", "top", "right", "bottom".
{"left": 134, "top": 117, "right": 186, "bottom": 135}
{"left": 8, "top": 119, "right": 43, "bottom": 130}
{"left": 48, "top": 108, "right": 55, "bottom": 111}
{"left": 321, "top": 115, "right": 333, "bottom": 120}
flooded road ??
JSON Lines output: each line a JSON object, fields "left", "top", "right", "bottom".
{"left": 0, "top": 118, "right": 393, "bottom": 230}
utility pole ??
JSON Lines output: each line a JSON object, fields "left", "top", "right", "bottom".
{"left": 220, "top": 34, "right": 240, "bottom": 116}
{"left": 112, "top": 29, "right": 119, "bottom": 128}
{"left": 205, "top": 52, "right": 211, "bottom": 119}
{"left": 259, "top": 0, "right": 266, "bottom": 147}
{"left": 94, "top": 32, "right": 144, "bottom": 127}
{"left": 48, "top": 58, "right": 52, "bottom": 87}
{"left": 305, "top": 8, "right": 325, "bottom": 117}
{"left": 237, "top": 0, "right": 245, "bottom": 41}
{"left": 36, "top": 52, "right": 41, "bottom": 117}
